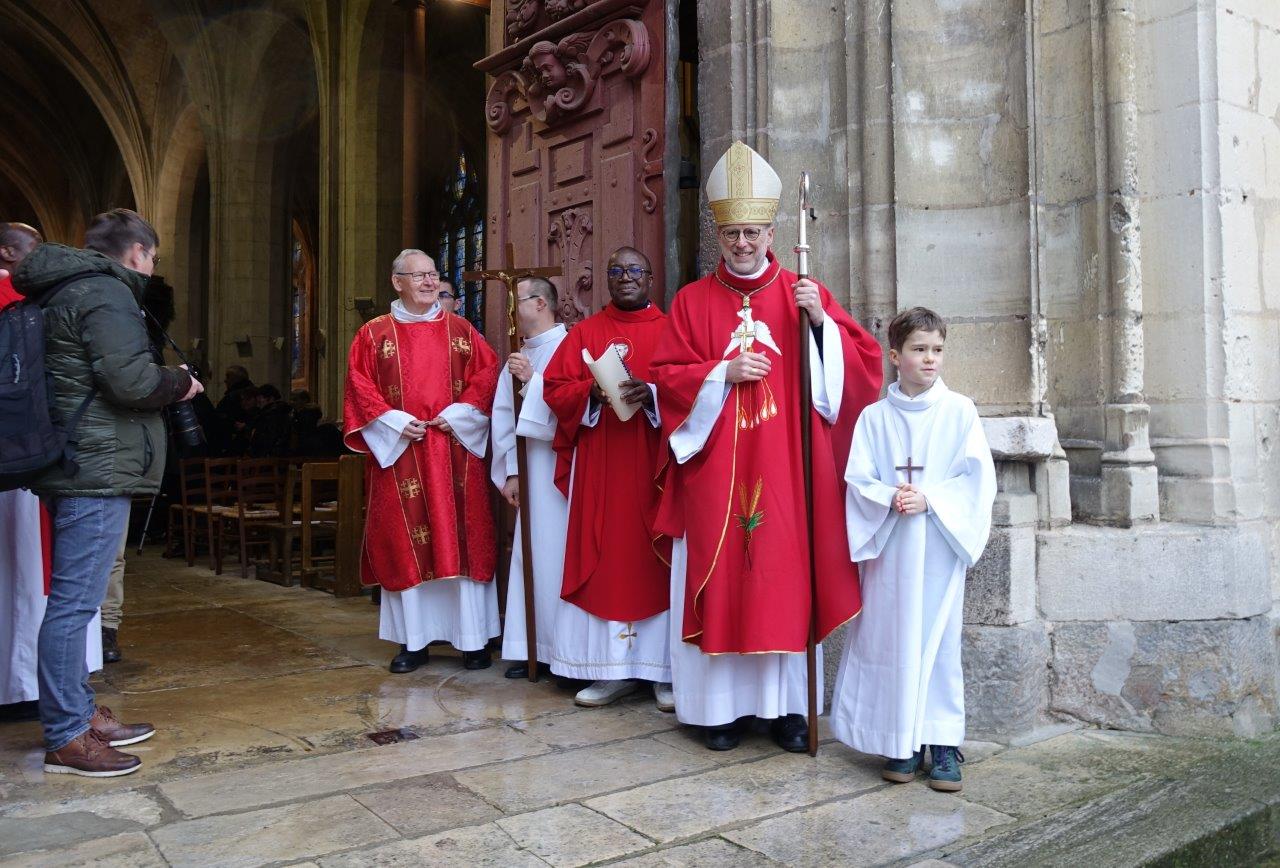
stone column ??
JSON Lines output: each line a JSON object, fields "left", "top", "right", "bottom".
{"left": 397, "top": 0, "right": 427, "bottom": 247}
{"left": 1097, "top": 0, "right": 1158, "bottom": 526}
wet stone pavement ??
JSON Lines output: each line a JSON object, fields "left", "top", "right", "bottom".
{"left": 2, "top": 551, "right": 1279, "bottom": 867}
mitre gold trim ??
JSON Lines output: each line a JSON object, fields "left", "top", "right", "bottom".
{"left": 710, "top": 198, "right": 779, "bottom": 226}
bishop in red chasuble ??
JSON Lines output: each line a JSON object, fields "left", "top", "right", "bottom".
{"left": 343, "top": 250, "right": 500, "bottom": 673}
{"left": 651, "top": 142, "right": 883, "bottom": 750}
{"left": 541, "top": 247, "right": 674, "bottom": 710}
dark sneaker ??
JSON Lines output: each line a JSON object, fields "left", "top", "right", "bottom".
{"left": 882, "top": 751, "right": 924, "bottom": 783}
{"left": 704, "top": 721, "right": 741, "bottom": 751}
{"left": 44, "top": 730, "right": 141, "bottom": 777}
{"left": 770, "top": 713, "right": 809, "bottom": 753}
{"left": 389, "top": 645, "right": 429, "bottom": 674}
{"left": 102, "top": 628, "right": 122, "bottom": 664}
{"left": 90, "top": 705, "right": 155, "bottom": 747}
{"left": 928, "top": 745, "right": 965, "bottom": 792}
{"left": 462, "top": 648, "right": 492, "bottom": 670}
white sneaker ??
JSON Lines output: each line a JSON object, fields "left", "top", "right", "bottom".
{"left": 653, "top": 682, "right": 675, "bottom": 713}
{"left": 574, "top": 679, "right": 640, "bottom": 707}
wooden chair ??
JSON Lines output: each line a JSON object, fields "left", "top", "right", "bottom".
{"left": 299, "top": 461, "right": 340, "bottom": 590}
{"left": 212, "top": 458, "right": 283, "bottom": 578}
{"left": 168, "top": 457, "right": 208, "bottom": 566}
{"left": 334, "top": 454, "right": 366, "bottom": 597}
{"left": 258, "top": 464, "right": 309, "bottom": 586}
{"left": 190, "top": 458, "right": 238, "bottom": 572}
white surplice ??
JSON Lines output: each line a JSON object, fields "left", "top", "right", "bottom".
{"left": 667, "top": 285, "right": 845, "bottom": 726}
{"left": 491, "top": 324, "right": 570, "bottom": 665}
{"left": 831, "top": 379, "right": 996, "bottom": 759}
{"left": 356, "top": 300, "right": 499, "bottom": 653}
{"left": 1, "top": 489, "right": 102, "bottom": 704}
{"left": 551, "top": 386, "right": 670, "bottom": 683}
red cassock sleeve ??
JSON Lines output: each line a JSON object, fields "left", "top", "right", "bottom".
{"left": 342, "top": 327, "right": 390, "bottom": 453}
{"left": 540, "top": 324, "right": 593, "bottom": 498}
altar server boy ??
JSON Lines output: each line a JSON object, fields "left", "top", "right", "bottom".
{"left": 832, "top": 306, "right": 996, "bottom": 792}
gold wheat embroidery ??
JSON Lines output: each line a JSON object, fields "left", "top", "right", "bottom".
{"left": 735, "top": 477, "right": 766, "bottom": 566}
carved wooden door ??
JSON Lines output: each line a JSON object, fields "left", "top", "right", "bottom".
{"left": 478, "top": 0, "right": 667, "bottom": 332}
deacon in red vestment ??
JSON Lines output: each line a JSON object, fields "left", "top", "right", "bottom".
{"left": 343, "top": 249, "right": 500, "bottom": 673}
{"left": 541, "top": 247, "right": 674, "bottom": 710}
{"left": 651, "top": 141, "right": 883, "bottom": 750}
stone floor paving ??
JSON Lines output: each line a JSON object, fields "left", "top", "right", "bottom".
{"left": 2, "top": 551, "right": 1279, "bottom": 866}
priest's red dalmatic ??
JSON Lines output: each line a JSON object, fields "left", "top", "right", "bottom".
{"left": 343, "top": 313, "right": 499, "bottom": 592}
{"left": 652, "top": 252, "right": 883, "bottom": 654}
{"left": 542, "top": 303, "right": 672, "bottom": 623}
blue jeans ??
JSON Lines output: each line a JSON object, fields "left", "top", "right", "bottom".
{"left": 38, "top": 496, "right": 131, "bottom": 750}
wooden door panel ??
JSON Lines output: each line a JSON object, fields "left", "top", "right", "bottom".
{"left": 479, "top": 0, "right": 666, "bottom": 334}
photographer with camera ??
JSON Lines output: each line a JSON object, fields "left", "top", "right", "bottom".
{"left": 10, "top": 208, "right": 202, "bottom": 777}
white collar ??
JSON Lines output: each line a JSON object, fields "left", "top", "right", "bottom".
{"left": 524, "top": 323, "right": 567, "bottom": 349}
{"left": 887, "top": 378, "right": 949, "bottom": 411}
{"left": 390, "top": 299, "right": 442, "bottom": 323}
{"left": 721, "top": 256, "right": 771, "bottom": 281}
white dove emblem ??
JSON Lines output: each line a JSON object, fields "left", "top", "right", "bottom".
{"left": 724, "top": 306, "right": 782, "bottom": 358}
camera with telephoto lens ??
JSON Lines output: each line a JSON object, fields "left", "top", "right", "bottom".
{"left": 168, "top": 365, "right": 205, "bottom": 448}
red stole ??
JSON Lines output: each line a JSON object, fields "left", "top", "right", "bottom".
{"left": 652, "top": 252, "right": 883, "bottom": 653}
{"left": 543, "top": 303, "right": 672, "bottom": 622}
{"left": 342, "top": 312, "right": 499, "bottom": 592}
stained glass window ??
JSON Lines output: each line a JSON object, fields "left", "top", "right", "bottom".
{"left": 434, "top": 151, "right": 485, "bottom": 331}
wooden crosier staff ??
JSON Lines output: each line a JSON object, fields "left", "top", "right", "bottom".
{"left": 794, "top": 172, "right": 820, "bottom": 757}
{"left": 463, "top": 242, "right": 562, "bottom": 682}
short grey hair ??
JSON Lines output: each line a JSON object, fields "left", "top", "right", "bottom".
{"left": 392, "top": 248, "right": 430, "bottom": 274}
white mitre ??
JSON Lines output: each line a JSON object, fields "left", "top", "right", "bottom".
{"left": 705, "top": 140, "right": 782, "bottom": 226}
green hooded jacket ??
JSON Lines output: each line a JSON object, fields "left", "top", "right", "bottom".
{"left": 12, "top": 243, "right": 193, "bottom": 497}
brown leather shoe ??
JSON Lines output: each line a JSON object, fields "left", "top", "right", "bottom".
{"left": 44, "top": 729, "right": 141, "bottom": 777}
{"left": 91, "top": 705, "right": 155, "bottom": 747}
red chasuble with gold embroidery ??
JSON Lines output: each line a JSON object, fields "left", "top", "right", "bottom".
{"left": 652, "top": 253, "right": 883, "bottom": 654}
{"left": 343, "top": 313, "right": 499, "bottom": 592}
{"left": 542, "top": 303, "right": 672, "bottom": 623}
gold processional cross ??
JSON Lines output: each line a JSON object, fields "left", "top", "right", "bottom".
{"left": 462, "top": 242, "right": 563, "bottom": 340}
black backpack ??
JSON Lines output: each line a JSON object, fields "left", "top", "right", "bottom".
{"left": 0, "top": 273, "right": 98, "bottom": 491}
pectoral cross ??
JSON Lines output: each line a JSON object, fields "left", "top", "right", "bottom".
{"left": 463, "top": 243, "right": 562, "bottom": 684}
{"left": 733, "top": 300, "right": 758, "bottom": 353}
{"left": 896, "top": 456, "right": 924, "bottom": 484}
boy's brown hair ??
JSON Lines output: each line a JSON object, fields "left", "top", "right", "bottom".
{"left": 888, "top": 306, "right": 947, "bottom": 351}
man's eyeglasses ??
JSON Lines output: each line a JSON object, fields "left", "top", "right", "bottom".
{"left": 394, "top": 271, "right": 439, "bottom": 283}
{"left": 606, "top": 266, "right": 651, "bottom": 280}
{"left": 718, "top": 227, "right": 766, "bottom": 243}
{"left": 437, "top": 291, "right": 456, "bottom": 300}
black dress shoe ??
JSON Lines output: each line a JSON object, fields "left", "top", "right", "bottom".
{"left": 704, "top": 722, "right": 741, "bottom": 751}
{"left": 389, "top": 645, "right": 429, "bottom": 674}
{"left": 504, "top": 662, "right": 533, "bottom": 679}
{"left": 101, "top": 628, "right": 122, "bottom": 665}
{"left": 462, "top": 648, "right": 492, "bottom": 670}
{"left": 771, "top": 713, "right": 809, "bottom": 753}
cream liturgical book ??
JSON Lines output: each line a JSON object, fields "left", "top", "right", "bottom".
{"left": 581, "top": 346, "right": 639, "bottom": 421}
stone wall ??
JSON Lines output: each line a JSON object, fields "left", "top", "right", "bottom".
{"left": 701, "top": 0, "right": 1279, "bottom": 741}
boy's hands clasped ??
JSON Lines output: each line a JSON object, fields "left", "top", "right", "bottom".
{"left": 895, "top": 483, "right": 927, "bottom": 515}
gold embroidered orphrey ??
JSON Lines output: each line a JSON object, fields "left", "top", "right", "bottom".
{"left": 380, "top": 337, "right": 397, "bottom": 359}
{"left": 451, "top": 336, "right": 473, "bottom": 355}
{"left": 399, "top": 477, "right": 422, "bottom": 499}
{"left": 410, "top": 524, "right": 431, "bottom": 545}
